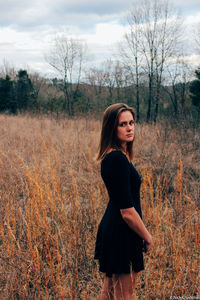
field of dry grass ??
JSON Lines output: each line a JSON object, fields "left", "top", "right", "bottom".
{"left": 0, "top": 114, "right": 199, "bottom": 299}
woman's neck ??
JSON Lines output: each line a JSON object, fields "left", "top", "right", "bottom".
{"left": 121, "top": 142, "right": 127, "bottom": 154}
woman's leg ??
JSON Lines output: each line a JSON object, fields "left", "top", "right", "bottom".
{"left": 99, "top": 275, "right": 114, "bottom": 300}
{"left": 112, "top": 272, "right": 138, "bottom": 300}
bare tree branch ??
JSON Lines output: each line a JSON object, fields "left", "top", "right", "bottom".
{"left": 45, "top": 35, "right": 87, "bottom": 115}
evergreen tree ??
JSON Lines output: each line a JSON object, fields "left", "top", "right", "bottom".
{"left": 0, "top": 75, "right": 17, "bottom": 113}
{"left": 189, "top": 68, "right": 200, "bottom": 113}
{"left": 16, "top": 70, "right": 34, "bottom": 111}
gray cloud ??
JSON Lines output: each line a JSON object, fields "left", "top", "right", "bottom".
{"left": 0, "top": 0, "right": 133, "bottom": 29}
{"left": 51, "top": 0, "right": 132, "bottom": 15}
{"left": 0, "top": 0, "right": 199, "bottom": 32}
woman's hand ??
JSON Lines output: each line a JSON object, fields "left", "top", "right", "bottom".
{"left": 143, "top": 234, "right": 153, "bottom": 253}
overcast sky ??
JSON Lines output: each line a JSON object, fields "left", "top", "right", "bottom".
{"left": 0, "top": 0, "right": 200, "bottom": 77}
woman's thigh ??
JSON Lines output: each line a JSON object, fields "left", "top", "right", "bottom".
{"left": 100, "top": 275, "right": 114, "bottom": 300}
{"left": 112, "top": 272, "right": 138, "bottom": 299}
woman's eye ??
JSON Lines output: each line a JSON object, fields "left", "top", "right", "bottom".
{"left": 130, "top": 120, "right": 134, "bottom": 125}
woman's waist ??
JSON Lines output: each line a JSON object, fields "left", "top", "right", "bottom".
{"left": 107, "top": 199, "right": 142, "bottom": 217}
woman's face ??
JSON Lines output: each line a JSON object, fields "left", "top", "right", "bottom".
{"left": 117, "top": 110, "right": 135, "bottom": 147}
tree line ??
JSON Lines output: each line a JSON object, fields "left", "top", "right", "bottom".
{"left": 0, "top": 0, "right": 199, "bottom": 121}
{"left": 0, "top": 64, "right": 199, "bottom": 119}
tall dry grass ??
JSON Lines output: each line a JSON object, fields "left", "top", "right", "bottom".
{"left": 0, "top": 114, "right": 199, "bottom": 299}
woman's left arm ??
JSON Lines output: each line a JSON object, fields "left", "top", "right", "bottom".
{"left": 120, "top": 207, "right": 153, "bottom": 252}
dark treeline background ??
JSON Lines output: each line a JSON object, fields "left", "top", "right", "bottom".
{"left": 0, "top": 64, "right": 199, "bottom": 122}
{"left": 0, "top": 0, "right": 199, "bottom": 123}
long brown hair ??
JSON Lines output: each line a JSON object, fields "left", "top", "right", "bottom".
{"left": 96, "top": 103, "right": 136, "bottom": 161}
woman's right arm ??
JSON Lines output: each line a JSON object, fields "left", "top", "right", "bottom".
{"left": 120, "top": 207, "right": 153, "bottom": 252}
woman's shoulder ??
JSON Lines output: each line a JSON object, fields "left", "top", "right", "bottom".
{"left": 102, "top": 150, "right": 129, "bottom": 165}
{"left": 101, "top": 150, "right": 131, "bottom": 177}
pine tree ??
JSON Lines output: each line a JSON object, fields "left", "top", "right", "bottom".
{"left": 189, "top": 68, "right": 200, "bottom": 113}
{"left": 0, "top": 75, "right": 17, "bottom": 113}
{"left": 16, "top": 70, "right": 33, "bottom": 111}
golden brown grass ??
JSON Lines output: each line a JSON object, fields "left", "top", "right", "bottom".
{"left": 0, "top": 114, "right": 199, "bottom": 299}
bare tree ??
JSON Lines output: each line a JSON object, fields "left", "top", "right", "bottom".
{"left": 85, "top": 60, "right": 129, "bottom": 109}
{"left": 103, "top": 60, "right": 116, "bottom": 104}
{"left": 163, "top": 57, "right": 193, "bottom": 115}
{"left": 122, "top": 0, "right": 183, "bottom": 122}
{"left": 85, "top": 67, "right": 107, "bottom": 110}
{"left": 114, "top": 61, "right": 128, "bottom": 102}
{"left": 103, "top": 60, "right": 126, "bottom": 104}
{"left": 119, "top": 7, "right": 143, "bottom": 121}
{"left": 29, "top": 72, "right": 46, "bottom": 99}
{"left": 152, "top": 2, "right": 183, "bottom": 121}
{"left": 85, "top": 67, "right": 107, "bottom": 95}
{"left": 194, "top": 22, "right": 200, "bottom": 54}
{"left": 45, "top": 35, "right": 87, "bottom": 115}
{"left": 28, "top": 72, "right": 46, "bottom": 112}
{"left": 0, "top": 59, "right": 16, "bottom": 80}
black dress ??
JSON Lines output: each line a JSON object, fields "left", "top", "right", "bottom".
{"left": 94, "top": 150, "right": 144, "bottom": 277}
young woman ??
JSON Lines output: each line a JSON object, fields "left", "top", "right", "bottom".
{"left": 94, "top": 103, "right": 153, "bottom": 300}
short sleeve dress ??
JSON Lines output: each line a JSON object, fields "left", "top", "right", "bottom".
{"left": 94, "top": 150, "right": 144, "bottom": 277}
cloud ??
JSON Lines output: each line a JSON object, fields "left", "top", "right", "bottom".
{"left": 0, "top": 0, "right": 133, "bottom": 30}
{"left": 0, "top": 0, "right": 199, "bottom": 75}
{"left": 174, "top": 0, "right": 200, "bottom": 15}
{"left": 82, "top": 23, "right": 126, "bottom": 45}
{"left": 0, "top": 0, "right": 199, "bottom": 35}
{"left": 180, "top": 54, "right": 200, "bottom": 66}
{"left": 51, "top": 0, "right": 132, "bottom": 15}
